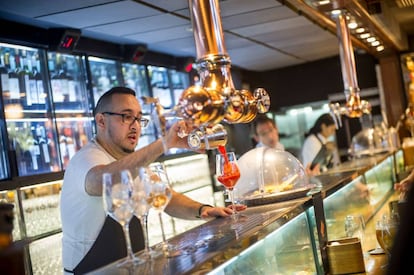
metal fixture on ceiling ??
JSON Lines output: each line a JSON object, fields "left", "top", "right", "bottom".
{"left": 283, "top": 0, "right": 411, "bottom": 56}
{"left": 145, "top": 0, "right": 270, "bottom": 151}
{"left": 329, "top": 9, "right": 371, "bottom": 127}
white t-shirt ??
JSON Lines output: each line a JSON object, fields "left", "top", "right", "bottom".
{"left": 60, "top": 138, "right": 115, "bottom": 271}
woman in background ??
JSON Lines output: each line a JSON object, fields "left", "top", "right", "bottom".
{"left": 300, "top": 113, "right": 340, "bottom": 172}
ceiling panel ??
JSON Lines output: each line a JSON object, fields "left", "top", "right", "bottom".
{"left": 0, "top": 0, "right": 114, "bottom": 17}
{"left": 37, "top": 1, "right": 159, "bottom": 28}
{"left": 227, "top": 42, "right": 301, "bottom": 70}
{"left": 149, "top": 36, "right": 197, "bottom": 56}
{"left": 138, "top": 0, "right": 189, "bottom": 12}
{"left": 222, "top": 6, "right": 297, "bottom": 30}
{"left": 124, "top": 24, "right": 193, "bottom": 44}
{"left": 218, "top": 0, "right": 281, "bottom": 16}
{"left": 232, "top": 15, "right": 307, "bottom": 39}
{"left": 283, "top": 39, "right": 340, "bottom": 61}
{"left": 86, "top": 13, "right": 189, "bottom": 37}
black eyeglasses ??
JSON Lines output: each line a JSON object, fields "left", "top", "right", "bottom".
{"left": 102, "top": 112, "right": 149, "bottom": 128}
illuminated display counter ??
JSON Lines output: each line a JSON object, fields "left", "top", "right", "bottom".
{"left": 90, "top": 151, "right": 400, "bottom": 274}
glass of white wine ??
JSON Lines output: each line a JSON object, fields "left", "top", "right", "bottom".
{"left": 102, "top": 170, "right": 137, "bottom": 267}
{"left": 131, "top": 172, "right": 158, "bottom": 260}
{"left": 143, "top": 163, "right": 179, "bottom": 257}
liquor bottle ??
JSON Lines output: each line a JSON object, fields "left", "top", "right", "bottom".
{"left": 51, "top": 54, "right": 64, "bottom": 102}
{"left": 16, "top": 49, "right": 30, "bottom": 107}
{"left": 34, "top": 60, "right": 46, "bottom": 104}
{"left": 8, "top": 51, "right": 20, "bottom": 101}
{"left": 0, "top": 53, "right": 10, "bottom": 95}
{"left": 36, "top": 124, "right": 51, "bottom": 171}
{"left": 25, "top": 53, "right": 38, "bottom": 105}
{"left": 28, "top": 136, "right": 40, "bottom": 171}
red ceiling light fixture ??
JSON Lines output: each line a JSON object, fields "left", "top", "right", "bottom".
{"left": 48, "top": 28, "right": 81, "bottom": 52}
{"left": 123, "top": 44, "right": 148, "bottom": 63}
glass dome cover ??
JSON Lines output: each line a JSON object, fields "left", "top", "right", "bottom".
{"left": 235, "top": 147, "right": 313, "bottom": 205}
{"left": 348, "top": 126, "right": 394, "bottom": 158}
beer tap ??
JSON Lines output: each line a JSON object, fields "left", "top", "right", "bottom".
{"left": 329, "top": 10, "right": 371, "bottom": 128}
{"left": 145, "top": 0, "right": 270, "bottom": 151}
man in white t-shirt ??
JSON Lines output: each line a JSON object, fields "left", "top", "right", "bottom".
{"left": 60, "top": 87, "right": 241, "bottom": 274}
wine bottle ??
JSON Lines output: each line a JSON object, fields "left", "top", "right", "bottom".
{"left": 16, "top": 49, "right": 30, "bottom": 107}
{"left": 34, "top": 60, "right": 45, "bottom": 104}
{"left": 36, "top": 124, "right": 51, "bottom": 171}
{"left": 25, "top": 54, "right": 38, "bottom": 105}
{"left": 8, "top": 51, "right": 20, "bottom": 100}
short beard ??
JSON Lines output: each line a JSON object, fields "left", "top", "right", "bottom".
{"left": 122, "top": 147, "right": 135, "bottom": 154}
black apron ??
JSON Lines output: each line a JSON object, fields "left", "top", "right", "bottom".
{"left": 65, "top": 215, "right": 144, "bottom": 274}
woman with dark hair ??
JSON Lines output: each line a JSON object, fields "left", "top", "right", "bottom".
{"left": 300, "top": 113, "right": 340, "bottom": 172}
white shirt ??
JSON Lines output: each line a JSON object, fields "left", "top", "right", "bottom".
{"left": 60, "top": 138, "right": 114, "bottom": 271}
{"left": 301, "top": 133, "right": 340, "bottom": 169}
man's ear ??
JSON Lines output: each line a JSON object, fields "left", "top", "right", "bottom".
{"left": 95, "top": 113, "right": 105, "bottom": 128}
{"left": 253, "top": 135, "right": 259, "bottom": 143}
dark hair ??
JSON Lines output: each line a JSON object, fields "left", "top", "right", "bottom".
{"left": 306, "top": 113, "right": 335, "bottom": 137}
{"left": 94, "top": 87, "right": 136, "bottom": 116}
{"left": 252, "top": 114, "right": 277, "bottom": 135}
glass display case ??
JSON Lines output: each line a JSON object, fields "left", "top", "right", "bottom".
{"left": 147, "top": 65, "right": 173, "bottom": 109}
{"left": 88, "top": 56, "right": 123, "bottom": 107}
{"left": 169, "top": 69, "right": 190, "bottom": 106}
{"left": 121, "top": 62, "right": 151, "bottom": 113}
{"left": 0, "top": 43, "right": 61, "bottom": 176}
{"left": 121, "top": 62, "right": 156, "bottom": 149}
{"left": 0, "top": 181, "right": 62, "bottom": 274}
{"left": 320, "top": 153, "right": 394, "bottom": 242}
{"left": 47, "top": 52, "right": 94, "bottom": 169}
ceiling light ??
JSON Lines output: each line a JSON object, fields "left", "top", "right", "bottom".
{"left": 318, "top": 0, "right": 331, "bottom": 5}
{"left": 355, "top": 27, "right": 365, "bottom": 33}
{"left": 348, "top": 21, "right": 358, "bottom": 29}
{"left": 360, "top": 33, "right": 371, "bottom": 39}
{"left": 371, "top": 41, "right": 380, "bottom": 46}
{"left": 366, "top": 37, "right": 376, "bottom": 43}
{"left": 331, "top": 9, "right": 342, "bottom": 15}
{"left": 376, "top": 45, "right": 384, "bottom": 51}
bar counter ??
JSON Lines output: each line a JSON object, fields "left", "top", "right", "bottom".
{"left": 89, "top": 151, "right": 400, "bottom": 274}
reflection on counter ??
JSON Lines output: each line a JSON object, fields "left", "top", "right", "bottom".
{"left": 208, "top": 212, "right": 316, "bottom": 275}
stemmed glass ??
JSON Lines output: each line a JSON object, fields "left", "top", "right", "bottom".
{"left": 143, "top": 163, "right": 178, "bottom": 257}
{"left": 378, "top": 215, "right": 398, "bottom": 258}
{"left": 216, "top": 150, "right": 241, "bottom": 219}
{"left": 131, "top": 169, "right": 159, "bottom": 259}
{"left": 102, "top": 170, "right": 136, "bottom": 267}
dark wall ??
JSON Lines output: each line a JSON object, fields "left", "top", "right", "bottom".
{"left": 242, "top": 53, "right": 379, "bottom": 111}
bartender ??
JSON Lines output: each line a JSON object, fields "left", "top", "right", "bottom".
{"left": 300, "top": 113, "right": 340, "bottom": 172}
{"left": 60, "top": 87, "right": 239, "bottom": 274}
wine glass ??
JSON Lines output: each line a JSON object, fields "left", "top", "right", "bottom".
{"left": 143, "top": 163, "right": 177, "bottom": 257}
{"left": 102, "top": 170, "right": 136, "bottom": 267}
{"left": 379, "top": 215, "right": 398, "bottom": 259}
{"left": 216, "top": 151, "right": 241, "bottom": 219}
{"left": 131, "top": 170, "right": 159, "bottom": 259}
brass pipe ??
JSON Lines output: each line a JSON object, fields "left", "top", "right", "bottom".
{"left": 333, "top": 11, "right": 360, "bottom": 102}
